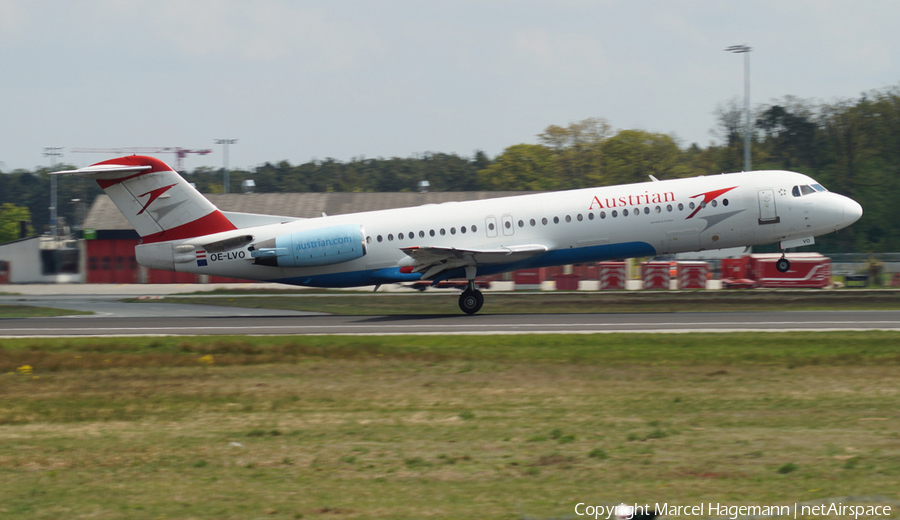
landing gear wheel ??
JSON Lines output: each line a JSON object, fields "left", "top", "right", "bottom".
{"left": 776, "top": 257, "right": 791, "bottom": 273}
{"left": 459, "top": 289, "right": 484, "bottom": 315}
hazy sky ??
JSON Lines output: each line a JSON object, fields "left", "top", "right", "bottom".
{"left": 2, "top": 0, "right": 899, "bottom": 172}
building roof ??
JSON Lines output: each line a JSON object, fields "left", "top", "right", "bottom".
{"left": 83, "top": 191, "right": 528, "bottom": 231}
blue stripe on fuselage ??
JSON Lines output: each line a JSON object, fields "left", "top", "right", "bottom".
{"left": 268, "top": 241, "right": 656, "bottom": 288}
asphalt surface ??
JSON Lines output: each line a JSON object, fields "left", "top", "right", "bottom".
{"left": 2, "top": 307, "right": 900, "bottom": 337}
{"left": 2, "top": 285, "right": 900, "bottom": 337}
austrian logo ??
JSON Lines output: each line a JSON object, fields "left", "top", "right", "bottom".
{"left": 588, "top": 190, "right": 675, "bottom": 210}
{"left": 137, "top": 183, "right": 178, "bottom": 215}
{"left": 685, "top": 186, "right": 738, "bottom": 219}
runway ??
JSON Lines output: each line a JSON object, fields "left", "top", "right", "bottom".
{"left": 2, "top": 286, "right": 900, "bottom": 337}
{"left": 3, "top": 308, "right": 900, "bottom": 337}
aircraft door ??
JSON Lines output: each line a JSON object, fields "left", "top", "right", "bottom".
{"left": 757, "top": 189, "right": 780, "bottom": 224}
{"left": 501, "top": 214, "right": 515, "bottom": 236}
{"left": 485, "top": 216, "right": 499, "bottom": 238}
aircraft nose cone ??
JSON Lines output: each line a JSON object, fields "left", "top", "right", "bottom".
{"left": 843, "top": 198, "right": 863, "bottom": 225}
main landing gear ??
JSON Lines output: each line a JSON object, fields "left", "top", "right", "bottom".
{"left": 458, "top": 286, "right": 484, "bottom": 315}
{"left": 776, "top": 254, "right": 791, "bottom": 273}
{"left": 458, "top": 266, "right": 483, "bottom": 315}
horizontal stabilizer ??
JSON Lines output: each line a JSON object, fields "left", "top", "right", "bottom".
{"left": 52, "top": 164, "right": 151, "bottom": 179}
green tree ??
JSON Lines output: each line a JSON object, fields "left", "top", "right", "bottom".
{"left": 538, "top": 117, "right": 611, "bottom": 188}
{"left": 756, "top": 97, "right": 819, "bottom": 170}
{"left": 0, "top": 203, "right": 33, "bottom": 243}
{"left": 600, "top": 130, "right": 691, "bottom": 185}
{"left": 477, "top": 144, "right": 557, "bottom": 190}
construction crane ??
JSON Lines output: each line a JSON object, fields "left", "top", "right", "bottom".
{"left": 72, "top": 147, "right": 213, "bottom": 171}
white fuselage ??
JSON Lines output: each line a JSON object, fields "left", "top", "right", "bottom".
{"left": 136, "top": 170, "right": 862, "bottom": 287}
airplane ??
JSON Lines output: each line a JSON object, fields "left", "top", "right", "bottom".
{"left": 54, "top": 155, "right": 863, "bottom": 314}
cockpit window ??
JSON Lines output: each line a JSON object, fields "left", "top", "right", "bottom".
{"left": 792, "top": 184, "right": 823, "bottom": 197}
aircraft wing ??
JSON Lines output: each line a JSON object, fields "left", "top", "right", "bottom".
{"left": 400, "top": 244, "right": 548, "bottom": 280}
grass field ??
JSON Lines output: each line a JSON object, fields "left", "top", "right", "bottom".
{"left": 142, "top": 289, "right": 900, "bottom": 315}
{"left": 1, "top": 333, "right": 899, "bottom": 519}
{"left": 0, "top": 305, "right": 91, "bottom": 318}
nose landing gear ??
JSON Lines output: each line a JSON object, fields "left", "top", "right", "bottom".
{"left": 776, "top": 255, "right": 791, "bottom": 273}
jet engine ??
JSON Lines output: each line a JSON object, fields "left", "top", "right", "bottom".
{"left": 250, "top": 224, "right": 367, "bottom": 267}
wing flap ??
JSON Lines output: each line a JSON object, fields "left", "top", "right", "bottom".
{"left": 400, "top": 244, "right": 548, "bottom": 279}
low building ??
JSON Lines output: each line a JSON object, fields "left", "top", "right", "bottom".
{"left": 0, "top": 236, "right": 81, "bottom": 284}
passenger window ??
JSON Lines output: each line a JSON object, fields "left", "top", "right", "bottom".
{"left": 461, "top": 226, "right": 467, "bottom": 234}
{"left": 429, "top": 230, "right": 435, "bottom": 237}
{"left": 377, "top": 235, "right": 383, "bottom": 242}
{"left": 623, "top": 209, "right": 629, "bottom": 216}
{"left": 600, "top": 211, "right": 606, "bottom": 219}
{"left": 553, "top": 216, "right": 559, "bottom": 224}
{"left": 440, "top": 228, "right": 446, "bottom": 235}
{"left": 530, "top": 219, "right": 536, "bottom": 226}
{"left": 450, "top": 227, "right": 456, "bottom": 235}
{"left": 471, "top": 225, "right": 477, "bottom": 233}
{"left": 678, "top": 203, "right": 684, "bottom": 211}
{"left": 398, "top": 233, "right": 404, "bottom": 240}
{"left": 588, "top": 213, "right": 595, "bottom": 220}
{"left": 387, "top": 234, "right": 393, "bottom": 241}
{"left": 667, "top": 204, "right": 672, "bottom": 212}
{"left": 488, "top": 223, "right": 495, "bottom": 231}
{"left": 565, "top": 215, "right": 571, "bottom": 223}
{"left": 689, "top": 202, "right": 695, "bottom": 210}
{"left": 644, "top": 207, "right": 650, "bottom": 214}
{"left": 542, "top": 218, "right": 548, "bottom": 225}
{"left": 611, "top": 210, "right": 618, "bottom": 218}
{"left": 577, "top": 214, "right": 583, "bottom": 222}
{"left": 419, "top": 231, "right": 425, "bottom": 238}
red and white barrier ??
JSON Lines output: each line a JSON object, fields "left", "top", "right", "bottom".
{"left": 598, "top": 262, "right": 627, "bottom": 290}
{"left": 677, "top": 262, "right": 708, "bottom": 289}
{"left": 641, "top": 262, "right": 671, "bottom": 290}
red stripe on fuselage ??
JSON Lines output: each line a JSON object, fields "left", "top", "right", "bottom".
{"left": 140, "top": 211, "right": 237, "bottom": 243}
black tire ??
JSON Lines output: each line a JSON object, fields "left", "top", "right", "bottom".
{"left": 459, "top": 289, "right": 484, "bottom": 315}
{"left": 776, "top": 258, "right": 790, "bottom": 273}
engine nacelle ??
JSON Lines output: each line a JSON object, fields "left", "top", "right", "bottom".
{"left": 250, "top": 224, "right": 367, "bottom": 268}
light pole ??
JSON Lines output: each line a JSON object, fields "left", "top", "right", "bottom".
{"left": 215, "top": 139, "right": 238, "bottom": 194}
{"left": 725, "top": 44, "right": 752, "bottom": 171}
{"left": 43, "top": 147, "right": 64, "bottom": 236}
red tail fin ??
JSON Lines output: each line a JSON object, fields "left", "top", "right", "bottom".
{"left": 54, "top": 155, "right": 236, "bottom": 242}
